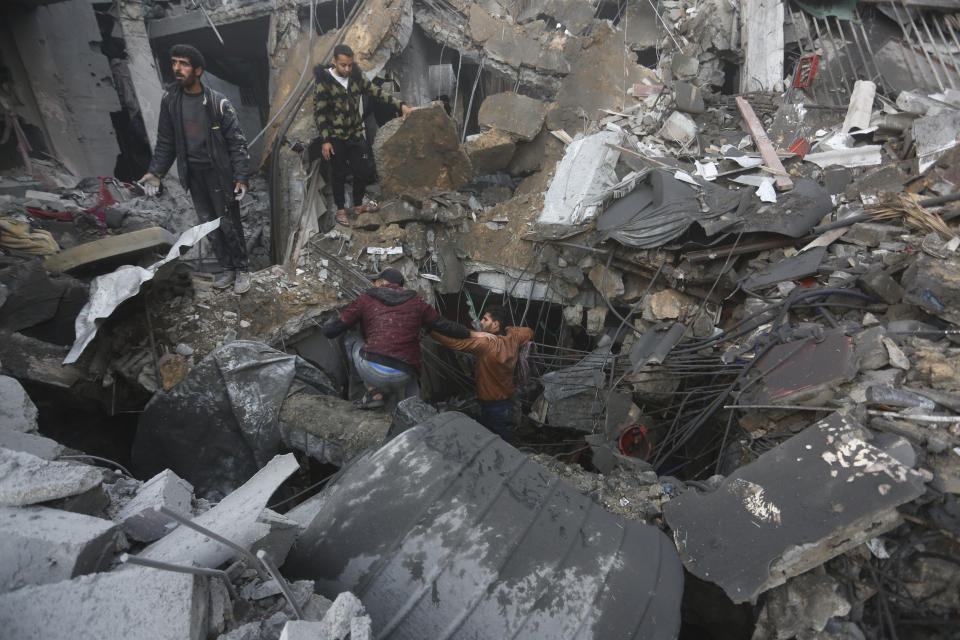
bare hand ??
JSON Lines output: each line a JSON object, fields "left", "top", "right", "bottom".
{"left": 139, "top": 173, "right": 161, "bottom": 197}
{"left": 234, "top": 183, "right": 247, "bottom": 201}
{"left": 401, "top": 104, "right": 416, "bottom": 120}
{"left": 322, "top": 142, "right": 334, "bottom": 161}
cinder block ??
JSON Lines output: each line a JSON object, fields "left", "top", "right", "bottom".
{"left": 0, "top": 505, "right": 118, "bottom": 592}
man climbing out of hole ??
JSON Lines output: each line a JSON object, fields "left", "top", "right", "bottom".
{"left": 321, "top": 268, "right": 475, "bottom": 411}
{"left": 432, "top": 305, "right": 533, "bottom": 440}
{"left": 140, "top": 44, "right": 252, "bottom": 294}
{"left": 313, "top": 44, "right": 414, "bottom": 227}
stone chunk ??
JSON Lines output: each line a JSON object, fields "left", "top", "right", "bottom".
{"left": 0, "top": 505, "right": 118, "bottom": 592}
{"left": 285, "top": 592, "right": 368, "bottom": 640}
{"left": 508, "top": 128, "right": 565, "bottom": 176}
{"left": 464, "top": 129, "right": 516, "bottom": 175}
{"left": 372, "top": 102, "right": 472, "bottom": 195}
{"left": 587, "top": 265, "right": 625, "bottom": 300}
{"left": 674, "top": 82, "right": 705, "bottom": 114}
{"left": 0, "top": 375, "right": 39, "bottom": 433}
{"left": 0, "top": 567, "right": 208, "bottom": 639}
{"left": 0, "top": 448, "right": 102, "bottom": 507}
{"left": 855, "top": 326, "right": 889, "bottom": 371}
{"left": 115, "top": 469, "right": 193, "bottom": 542}
{"left": 659, "top": 111, "right": 698, "bottom": 146}
{"left": 663, "top": 413, "right": 926, "bottom": 603}
{"left": 901, "top": 254, "right": 960, "bottom": 325}
{"left": 859, "top": 268, "right": 904, "bottom": 304}
{"left": 477, "top": 92, "right": 548, "bottom": 142}
{"left": 643, "top": 289, "right": 696, "bottom": 321}
{"left": 671, "top": 53, "right": 700, "bottom": 78}
{"left": 844, "top": 222, "right": 901, "bottom": 248}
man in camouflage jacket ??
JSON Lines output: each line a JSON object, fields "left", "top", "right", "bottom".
{"left": 313, "top": 44, "right": 412, "bottom": 226}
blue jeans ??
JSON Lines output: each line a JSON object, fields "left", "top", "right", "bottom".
{"left": 479, "top": 399, "right": 512, "bottom": 439}
{"left": 346, "top": 335, "right": 419, "bottom": 401}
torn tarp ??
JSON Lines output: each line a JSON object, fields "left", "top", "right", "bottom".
{"left": 63, "top": 219, "right": 220, "bottom": 364}
{"left": 597, "top": 169, "right": 741, "bottom": 248}
{"left": 132, "top": 341, "right": 337, "bottom": 500}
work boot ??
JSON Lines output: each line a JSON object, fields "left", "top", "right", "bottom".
{"left": 213, "top": 270, "right": 236, "bottom": 289}
{"left": 233, "top": 271, "right": 251, "bottom": 295}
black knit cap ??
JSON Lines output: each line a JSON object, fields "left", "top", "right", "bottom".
{"left": 376, "top": 268, "right": 404, "bottom": 286}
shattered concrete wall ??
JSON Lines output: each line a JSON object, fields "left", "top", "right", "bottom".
{"left": 5, "top": 0, "right": 122, "bottom": 177}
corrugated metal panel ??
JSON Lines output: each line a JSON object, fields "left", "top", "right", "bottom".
{"left": 285, "top": 412, "right": 683, "bottom": 640}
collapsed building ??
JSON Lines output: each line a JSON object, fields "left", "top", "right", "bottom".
{"left": 1, "top": 0, "right": 960, "bottom": 637}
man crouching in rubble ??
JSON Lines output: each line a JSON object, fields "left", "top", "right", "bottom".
{"left": 321, "top": 268, "right": 472, "bottom": 410}
{"left": 432, "top": 306, "right": 533, "bottom": 439}
{"left": 140, "top": 44, "right": 253, "bottom": 294}
{"left": 313, "top": 44, "right": 413, "bottom": 227}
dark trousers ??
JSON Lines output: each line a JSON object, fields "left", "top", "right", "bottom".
{"left": 330, "top": 138, "right": 375, "bottom": 210}
{"left": 188, "top": 165, "right": 248, "bottom": 271}
{"left": 479, "top": 398, "right": 513, "bottom": 439}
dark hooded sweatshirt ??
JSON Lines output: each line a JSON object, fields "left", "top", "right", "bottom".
{"left": 322, "top": 283, "right": 469, "bottom": 376}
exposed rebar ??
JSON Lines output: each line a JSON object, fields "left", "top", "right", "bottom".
{"left": 256, "top": 550, "right": 304, "bottom": 620}
{"left": 158, "top": 506, "right": 268, "bottom": 580}
{"left": 121, "top": 553, "right": 238, "bottom": 600}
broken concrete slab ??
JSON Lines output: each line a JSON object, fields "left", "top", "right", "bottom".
{"left": 136, "top": 453, "right": 298, "bottom": 570}
{"left": 44, "top": 227, "right": 176, "bottom": 274}
{"left": 0, "top": 448, "right": 103, "bottom": 507}
{"left": 477, "top": 92, "right": 548, "bottom": 142}
{"left": 901, "top": 254, "right": 960, "bottom": 325}
{"left": 285, "top": 412, "right": 682, "bottom": 639}
{"left": 464, "top": 129, "right": 516, "bottom": 175}
{"left": 0, "top": 430, "right": 64, "bottom": 460}
{"left": 540, "top": 130, "right": 622, "bottom": 226}
{"left": 249, "top": 508, "right": 302, "bottom": 567}
{"left": 115, "top": 469, "right": 193, "bottom": 542}
{"left": 855, "top": 326, "right": 890, "bottom": 371}
{"left": 372, "top": 102, "right": 472, "bottom": 195}
{"left": 0, "top": 567, "right": 208, "bottom": 639}
{"left": 0, "top": 505, "right": 118, "bottom": 592}
{"left": 663, "top": 413, "right": 926, "bottom": 603}
{"left": 0, "top": 375, "right": 38, "bottom": 433}
{"left": 659, "top": 111, "right": 698, "bottom": 146}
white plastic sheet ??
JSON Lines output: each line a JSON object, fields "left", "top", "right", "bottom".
{"left": 64, "top": 219, "right": 220, "bottom": 364}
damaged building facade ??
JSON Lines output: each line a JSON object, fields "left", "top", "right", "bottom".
{"left": 1, "top": 0, "right": 960, "bottom": 638}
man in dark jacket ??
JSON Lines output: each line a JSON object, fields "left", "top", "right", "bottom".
{"left": 313, "top": 44, "right": 413, "bottom": 227}
{"left": 140, "top": 44, "right": 252, "bottom": 294}
{"left": 322, "top": 268, "right": 470, "bottom": 410}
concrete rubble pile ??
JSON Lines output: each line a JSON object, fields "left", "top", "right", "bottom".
{"left": 1, "top": 0, "right": 960, "bottom": 638}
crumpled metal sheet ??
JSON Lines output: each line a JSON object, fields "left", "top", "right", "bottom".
{"left": 132, "top": 340, "right": 336, "bottom": 500}
{"left": 285, "top": 412, "right": 684, "bottom": 640}
{"left": 63, "top": 219, "right": 220, "bottom": 364}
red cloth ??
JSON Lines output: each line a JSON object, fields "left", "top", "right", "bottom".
{"left": 337, "top": 284, "right": 440, "bottom": 372}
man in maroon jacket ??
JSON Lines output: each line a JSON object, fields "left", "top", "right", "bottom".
{"left": 322, "top": 268, "right": 470, "bottom": 409}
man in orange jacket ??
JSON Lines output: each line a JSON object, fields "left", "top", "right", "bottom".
{"left": 432, "top": 305, "right": 533, "bottom": 438}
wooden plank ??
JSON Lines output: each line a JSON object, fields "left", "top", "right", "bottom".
{"left": 740, "top": 0, "right": 784, "bottom": 93}
{"left": 735, "top": 97, "right": 794, "bottom": 191}
{"left": 44, "top": 227, "right": 175, "bottom": 273}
